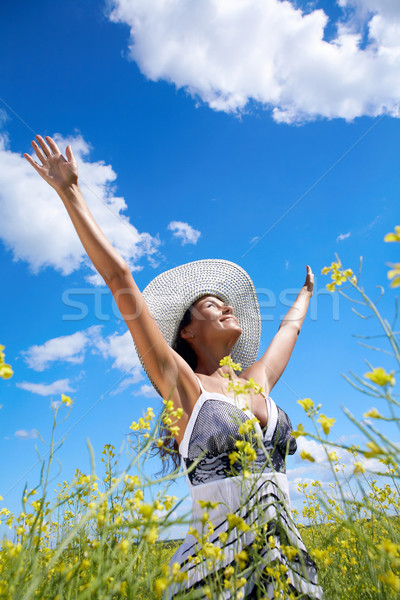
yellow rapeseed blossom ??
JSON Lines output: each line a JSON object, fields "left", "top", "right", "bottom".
{"left": 0, "top": 363, "right": 13, "bottom": 379}
{"left": 363, "top": 407, "right": 383, "bottom": 419}
{"left": 317, "top": 413, "right": 336, "bottom": 435}
{"left": 387, "top": 263, "right": 400, "bottom": 288}
{"left": 145, "top": 525, "right": 159, "bottom": 544}
{"left": 238, "top": 417, "right": 259, "bottom": 435}
{"left": 61, "top": 394, "right": 73, "bottom": 407}
{"left": 226, "top": 513, "right": 250, "bottom": 532}
{"left": 364, "top": 441, "right": 383, "bottom": 458}
{"left": 364, "top": 367, "right": 395, "bottom": 387}
{"left": 219, "top": 356, "right": 242, "bottom": 372}
{"left": 300, "top": 450, "right": 315, "bottom": 463}
{"left": 0, "top": 344, "right": 13, "bottom": 379}
{"left": 292, "top": 423, "right": 305, "bottom": 439}
{"left": 297, "top": 398, "right": 314, "bottom": 413}
{"left": 384, "top": 226, "right": 400, "bottom": 242}
{"left": 321, "top": 258, "right": 354, "bottom": 291}
{"left": 154, "top": 577, "right": 168, "bottom": 597}
{"left": 353, "top": 462, "right": 366, "bottom": 474}
{"left": 379, "top": 571, "right": 400, "bottom": 592}
{"left": 234, "top": 549, "right": 248, "bottom": 569}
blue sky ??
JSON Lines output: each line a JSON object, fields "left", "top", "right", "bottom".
{"left": 1, "top": 0, "right": 399, "bottom": 527}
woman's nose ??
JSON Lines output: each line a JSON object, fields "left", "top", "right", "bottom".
{"left": 223, "top": 304, "right": 234, "bottom": 315}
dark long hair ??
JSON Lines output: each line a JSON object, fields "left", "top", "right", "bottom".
{"left": 154, "top": 304, "right": 197, "bottom": 475}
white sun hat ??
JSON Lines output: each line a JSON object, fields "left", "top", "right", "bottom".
{"left": 139, "top": 259, "right": 261, "bottom": 390}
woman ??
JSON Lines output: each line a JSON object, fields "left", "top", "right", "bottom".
{"left": 25, "top": 136, "right": 323, "bottom": 599}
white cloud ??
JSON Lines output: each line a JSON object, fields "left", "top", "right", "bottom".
{"left": 15, "top": 429, "right": 38, "bottom": 440}
{"left": 336, "top": 231, "right": 351, "bottom": 242}
{"left": 134, "top": 383, "right": 160, "bottom": 398}
{"left": 19, "top": 325, "right": 144, "bottom": 394}
{"left": 16, "top": 378, "right": 75, "bottom": 397}
{"left": 91, "top": 329, "right": 144, "bottom": 394}
{"left": 0, "top": 133, "right": 160, "bottom": 283}
{"left": 109, "top": 0, "right": 400, "bottom": 123}
{"left": 167, "top": 221, "right": 201, "bottom": 245}
{"left": 21, "top": 325, "right": 101, "bottom": 371}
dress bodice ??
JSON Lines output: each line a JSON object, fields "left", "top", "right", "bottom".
{"left": 179, "top": 377, "right": 297, "bottom": 487}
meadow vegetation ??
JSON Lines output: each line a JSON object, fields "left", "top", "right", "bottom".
{"left": 0, "top": 227, "right": 399, "bottom": 599}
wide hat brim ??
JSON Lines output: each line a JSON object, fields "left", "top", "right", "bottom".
{"left": 139, "top": 259, "right": 261, "bottom": 390}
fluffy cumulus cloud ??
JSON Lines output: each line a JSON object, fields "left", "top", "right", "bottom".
{"left": 0, "top": 133, "right": 160, "bottom": 283}
{"left": 21, "top": 326, "right": 102, "bottom": 371}
{"left": 109, "top": 0, "right": 400, "bottom": 122}
{"left": 167, "top": 221, "right": 201, "bottom": 245}
{"left": 16, "top": 378, "right": 75, "bottom": 397}
{"left": 18, "top": 325, "right": 143, "bottom": 395}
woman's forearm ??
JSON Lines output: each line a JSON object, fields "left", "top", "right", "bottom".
{"left": 279, "top": 285, "right": 312, "bottom": 332}
{"left": 59, "top": 183, "right": 127, "bottom": 283}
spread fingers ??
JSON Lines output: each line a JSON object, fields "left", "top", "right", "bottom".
{"left": 35, "top": 135, "right": 53, "bottom": 159}
{"left": 31, "top": 139, "right": 47, "bottom": 165}
{"left": 45, "top": 136, "right": 61, "bottom": 156}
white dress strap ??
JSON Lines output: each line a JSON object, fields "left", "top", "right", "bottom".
{"left": 194, "top": 374, "right": 206, "bottom": 394}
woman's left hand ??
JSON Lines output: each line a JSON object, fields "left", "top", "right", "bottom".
{"left": 304, "top": 265, "right": 314, "bottom": 294}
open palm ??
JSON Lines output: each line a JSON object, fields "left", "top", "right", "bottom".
{"left": 24, "top": 135, "right": 78, "bottom": 193}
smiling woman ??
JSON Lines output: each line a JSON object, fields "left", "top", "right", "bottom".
{"left": 24, "top": 134, "right": 324, "bottom": 599}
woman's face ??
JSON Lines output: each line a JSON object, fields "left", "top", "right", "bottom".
{"left": 181, "top": 295, "right": 242, "bottom": 349}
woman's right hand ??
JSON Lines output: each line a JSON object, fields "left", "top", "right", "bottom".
{"left": 24, "top": 135, "right": 78, "bottom": 194}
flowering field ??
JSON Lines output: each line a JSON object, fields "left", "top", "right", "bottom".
{"left": 1, "top": 228, "right": 399, "bottom": 599}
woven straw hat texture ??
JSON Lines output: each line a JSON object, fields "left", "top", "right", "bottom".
{"left": 137, "top": 260, "right": 261, "bottom": 393}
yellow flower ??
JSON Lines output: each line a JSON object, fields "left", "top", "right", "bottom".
{"left": 379, "top": 571, "right": 400, "bottom": 592}
{"left": 219, "top": 356, "right": 242, "bottom": 372}
{"left": 227, "top": 513, "right": 250, "bottom": 532}
{"left": 317, "top": 413, "right": 336, "bottom": 435}
{"left": 197, "top": 499, "right": 219, "bottom": 510}
{"left": 117, "top": 539, "right": 129, "bottom": 554}
{"left": 297, "top": 398, "right": 314, "bottom": 413}
{"left": 300, "top": 450, "right": 315, "bottom": 462}
{"left": 353, "top": 462, "right": 366, "bottom": 474}
{"left": 229, "top": 451, "right": 239, "bottom": 465}
{"left": 328, "top": 451, "right": 338, "bottom": 462}
{"left": 387, "top": 263, "right": 400, "bottom": 288}
{"left": 211, "top": 533, "right": 224, "bottom": 547}
{"left": 238, "top": 417, "right": 259, "bottom": 435}
{"left": 364, "top": 367, "right": 395, "bottom": 387}
{"left": 363, "top": 407, "right": 382, "bottom": 419}
{"left": 154, "top": 577, "right": 168, "bottom": 597}
{"left": 292, "top": 423, "right": 305, "bottom": 439}
{"left": 364, "top": 441, "right": 383, "bottom": 458}
{"left": 0, "top": 364, "right": 13, "bottom": 379}
{"left": 234, "top": 550, "right": 248, "bottom": 569}
{"left": 61, "top": 394, "right": 73, "bottom": 407}
{"left": 384, "top": 226, "right": 400, "bottom": 242}
{"left": 145, "top": 525, "right": 158, "bottom": 544}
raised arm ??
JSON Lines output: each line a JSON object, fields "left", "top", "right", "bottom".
{"left": 243, "top": 266, "right": 314, "bottom": 395}
{"left": 24, "top": 136, "right": 197, "bottom": 411}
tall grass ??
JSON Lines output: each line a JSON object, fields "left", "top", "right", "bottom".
{"left": 1, "top": 228, "right": 399, "bottom": 599}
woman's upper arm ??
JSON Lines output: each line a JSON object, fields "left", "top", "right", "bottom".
{"left": 106, "top": 267, "right": 197, "bottom": 409}
{"left": 257, "top": 324, "right": 299, "bottom": 393}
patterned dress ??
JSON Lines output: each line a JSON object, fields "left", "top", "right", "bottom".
{"left": 165, "top": 377, "right": 324, "bottom": 599}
